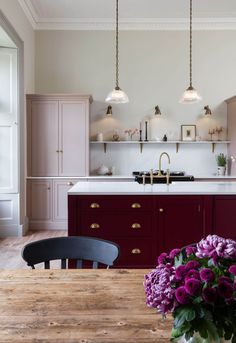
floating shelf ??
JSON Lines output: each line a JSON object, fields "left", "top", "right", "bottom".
{"left": 90, "top": 140, "right": 230, "bottom": 153}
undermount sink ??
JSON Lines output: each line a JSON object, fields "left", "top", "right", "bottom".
{"left": 134, "top": 175, "right": 194, "bottom": 184}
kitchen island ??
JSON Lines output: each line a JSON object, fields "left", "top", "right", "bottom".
{"left": 68, "top": 181, "right": 236, "bottom": 268}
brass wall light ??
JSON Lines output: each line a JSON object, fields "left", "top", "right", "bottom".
{"left": 106, "top": 105, "right": 113, "bottom": 117}
{"left": 204, "top": 105, "right": 212, "bottom": 116}
{"left": 179, "top": 0, "right": 202, "bottom": 104}
{"left": 155, "top": 105, "right": 161, "bottom": 116}
{"left": 105, "top": 0, "right": 129, "bottom": 104}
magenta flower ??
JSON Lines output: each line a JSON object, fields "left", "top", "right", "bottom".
{"left": 200, "top": 268, "right": 215, "bottom": 283}
{"left": 175, "top": 265, "right": 186, "bottom": 281}
{"left": 196, "top": 235, "right": 236, "bottom": 260}
{"left": 157, "top": 252, "right": 169, "bottom": 265}
{"left": 185, "top": 269, "right": 200, "bottom": 280}
{"left": 218, "top": 281, "right": 234, "bottom": 299}
{"left": 185, "top": 260, "right": 201, "bottom": 271}
{"left": 175, "top": 286, "right": 189, "bottom": 304}
{"left": 169, "top": 248, "right": 181, "bottom": 259}
{"left": 218, "top": 276, "right": 232, "bottom": 284}
{"left": 229, "top": 265, "right": 236, "bottom": 276}
{"left": 185, "top": 278, "right": 202, "bottom": 296}
{"left": 185, "top": 246, "right": 197, "bottom": 256}
{"left": 202, "top": 287, "right": 217, "bottom": 304}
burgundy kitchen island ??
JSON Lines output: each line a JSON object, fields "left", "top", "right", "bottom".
{"left": 68, "top": 181, "right": 236, "bottom": 268}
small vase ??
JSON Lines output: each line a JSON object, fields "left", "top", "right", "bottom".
{"left": 217, "top": 166, "right": 226, "bottom": 176}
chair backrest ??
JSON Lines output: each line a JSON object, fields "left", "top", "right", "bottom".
{"left": 22, "top": 236, "right": 120, "bottom": 269}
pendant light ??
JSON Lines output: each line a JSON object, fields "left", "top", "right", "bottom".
{"left": 105, "top": 0, "right": 129, "bottom": 104}
{"left": 179, "top": 0, "right": 202, "bottom": 104}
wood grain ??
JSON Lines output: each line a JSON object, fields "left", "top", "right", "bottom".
{"left": 0, "top": 269, "right": 173, "bottom": 342}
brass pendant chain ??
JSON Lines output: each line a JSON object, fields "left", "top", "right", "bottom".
{"left": 115, "top": 0, "right": 119, "bottom": 90}
{"left": 189, "top": 0, "right": 193, "bottom": 88}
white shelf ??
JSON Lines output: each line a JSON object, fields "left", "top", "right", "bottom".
{"left": 90, "top": 140, "right": 230, "bottom": 153}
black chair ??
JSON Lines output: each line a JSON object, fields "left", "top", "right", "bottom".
{"left": 22, "top": 236, "right": 120, "bottom": 269}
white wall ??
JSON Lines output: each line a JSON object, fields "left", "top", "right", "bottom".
{"left": 35, "top": 30, "right": 236, "bottom": 176}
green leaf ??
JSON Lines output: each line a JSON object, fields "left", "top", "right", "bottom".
{"left": 173, "top": 307, "right": 196, "bottom": 328}
{"left": 174, "top": 252, "right": 183, "bottom": 268}
{"left": 232, "top": 334, "right": 236, "bottom": 343}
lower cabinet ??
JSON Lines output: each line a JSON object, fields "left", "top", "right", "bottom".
{"left": 27, "top": 179, "right": 78, "bottom": 230}
{"left": 68, "top": 195, "right": 211, "bottom": 268}
{"left": 213, "top": 196, "right": 236, "bottom": 240}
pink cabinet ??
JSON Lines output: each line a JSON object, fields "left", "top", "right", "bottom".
{"left": 53, "top": 179, "right": 77, "bottom": 221}
{"left": 27, "top": 95, "right": 91, "bottom": 177}
{"left": 27, "top": 180, "right": 52, "bottom": 222}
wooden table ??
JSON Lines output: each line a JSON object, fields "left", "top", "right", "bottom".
{"left": 0, "top": 269, "right": 172, "bottom": 342}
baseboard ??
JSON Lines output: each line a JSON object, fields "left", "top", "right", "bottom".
{"left": 28, "top": 221, "right": 68, "bottom": 231}
{"left": 0, "top": 224, "right": 22, "bottom": 237}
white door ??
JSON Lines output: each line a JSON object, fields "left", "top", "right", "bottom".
{"left": 0, "top": 47, "right": 17, "bottom": 193}
{"left": 58, "top": 101, "right": 88, "bottom": 176}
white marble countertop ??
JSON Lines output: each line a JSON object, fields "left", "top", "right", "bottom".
{"left": 68, "top": 181, "right": 236, "bottom": 195}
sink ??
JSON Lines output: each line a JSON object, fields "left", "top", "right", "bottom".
{"left": 134, "top": 175, "right": 194, "bottom": 184}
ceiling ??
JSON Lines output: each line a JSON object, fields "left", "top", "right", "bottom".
{"left": 18, "top": 0, "right": 236, "bottom": 30}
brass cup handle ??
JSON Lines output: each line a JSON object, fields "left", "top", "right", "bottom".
{"left": 90, "top": 223, "right": 100, "bottom": 229}
{"left": 131, "top": 203, "right": 141, "bottom": 209}
{"left": 67, "top": 182, "right": 74, "bottom": 186}
{"left": 131, "top": 223, "right": 141, "bottom": 229}
{"left": 131, "top": 248, "right": 141, "bottom": 254}
{"left": 159, "top": 208, "right": 164, "bottom": 212}
{"left": 90, "top": 203, "right": 100, "bottom": 209}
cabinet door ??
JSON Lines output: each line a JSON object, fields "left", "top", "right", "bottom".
{"left": 28, "top": 180, "right": 52, "bottom": 221}
{"left": 29, "top": 101, "right": 59, "bottom": 176}
{"left": 59, "top": 101, "right": 88, "bottom": 176}
{"left": 53, "top": 180, "right": 77, "bottom": 221}
{"left": 158, "top": 196, "right": 205, "bottom": 253}
{"left": 213, "top": 196, "right": 236, "bottom": 240}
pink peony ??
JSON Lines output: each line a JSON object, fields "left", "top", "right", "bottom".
{"left": 185, "top": 246, "right": 197, "bottom": 256}
{"left": 196, "top": 235, "right": 236, "bottom": 260}
{"left": 185, "top": 269, "right": 200, "bottom": 280}
{"left": 229, "top": 265, "right": 236, "bottom": 276}
{"left": 185, "top": 260, "right": 201, "bottom": 271}
{"left": 200, "top": 268, "right": 215, "bottom": 283}
{"left": 218, "top": 281, "right": 234, "bottom": 299}
{"left": 169, "top": 249, "right": 181, "bottom": 259}
{"left": 175, "top": 286, "right": 189, "bottom": 304}
{"left": 185, "top": 278, "right": 202, "bottom": 296}
{"left": 202, "top": 287, "right": 217, "bottom": 304}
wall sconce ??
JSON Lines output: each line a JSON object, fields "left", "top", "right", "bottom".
{"left": 154, "top": 105, "right": 161, "bottom": 116}
{"left": 106, "top": 105, "right": 113, "bottom": 117}
{"left": 204, "top": 105, "right": 212, "bottom": 117}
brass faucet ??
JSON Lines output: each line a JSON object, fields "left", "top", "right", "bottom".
{"left": 143, "top": 152, "right": 171, "bottom": 185}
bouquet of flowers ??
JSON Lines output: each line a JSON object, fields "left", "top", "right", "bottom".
{"left": 144, "top": 235, "right": 236, "bottom": 343}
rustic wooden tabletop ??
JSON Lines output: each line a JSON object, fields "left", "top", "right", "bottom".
{"left": 0, "top": 269, "right": 172, "bottom": 342}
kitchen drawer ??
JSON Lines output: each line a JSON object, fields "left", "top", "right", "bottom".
{"left": 80, "top": 213, "right": 152, "bottom": 238}
{"left": 114, "top": 238, "right": 155, "bottom": 267}
{"left": 80, "top": 195, "right": 154, "bottom": 212}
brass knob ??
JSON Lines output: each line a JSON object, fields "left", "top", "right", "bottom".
{"left": 90, "top": 223, "right": 100, "bottom": 229}
{"left": 159, "top": 208, "right": 164, "bottom": 212}
{"left": 56, "top": 150, "right": 59, "bottom": 153}
{"left": 47, "top": 187, "right": 50, "bottom": 190}
{"left": 131, "top": 248, "right": 141, "bottom": 254}
{"left": 67, "top": 182, "right": 74, "bottom": 186}
{"left": 131, "top": 223, "right": 141, "bottom": 229}
{"left": 90, "top": 203, "right": 100, "bottom": 209}
{"left": 131, "top": 203, "right": 141, "bottom": 209}
{"left": 60, "top": 150, "right": 63, "bottom": 153}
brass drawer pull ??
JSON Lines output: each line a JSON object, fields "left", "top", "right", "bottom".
{"left": 131, "top": 223, "right": 141, "bottom": 229}
{"left": 90, "top": 223, "right": 100, "bottom": 229}
{"left": 131, "top": 203, "right": 141, "bottom": 209}
{"left": 131, "top": 248, "right": 141, "bottom": 254}
{"left": 159, "top": 208, "right": 164, "bottom": 212}
{"left": 90, "top": 203, "right": 100, "bottom": 209}
{"left": 67, "top": 182, "right": 74, "bottom": 186}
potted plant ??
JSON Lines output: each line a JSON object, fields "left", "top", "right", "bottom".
{"left": 216, "top": 153, "right": 227, "bottom": 176}
{"left": 144, "top": 235, "right": 236, "bottom": 343}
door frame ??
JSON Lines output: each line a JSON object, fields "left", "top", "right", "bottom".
{"left": 0, "top": 10, "right": 25, "bottom": 235}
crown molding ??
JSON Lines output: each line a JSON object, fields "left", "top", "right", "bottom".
{"left": 17, "top": 0, "right": 236, "bottom": 31}
{"left": 17, "top": 0, "right": 38, "bottom": 29}
{"left": 35, "top": 17, "right": 236, "bottom": 31}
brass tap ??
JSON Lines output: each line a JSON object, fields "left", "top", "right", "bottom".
{"left": 158, "top": 152, "right": 171, "bottom": 185}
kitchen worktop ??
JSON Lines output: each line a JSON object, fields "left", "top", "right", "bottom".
{"left": 68, "top": 181, "right": 236, "bottom": 195}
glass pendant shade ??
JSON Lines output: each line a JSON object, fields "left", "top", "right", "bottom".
{"left": 179, "top": 86, "right": 202, "bottom": 104}
{"left": 105, "top": 87, "right": 129, "bottom": 104}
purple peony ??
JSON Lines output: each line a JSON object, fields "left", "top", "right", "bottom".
{"left": 218, "top": 276, "right": 233, "bottom": 284}
{"left": 185, "top": 260, "right": 201, "bottom": 271}
{"left": 144, "top": 264, "right": 175, "bottom": 314}
{"left": 157, "top": 252, "right": 169, "bottom": 265}
{"left": 169, "top": 248, "right": 181, "bottom": 259}
{"left": 185, "top": 278, "right": 202, "bottom": 296}
{"left": 202, "top": 287, "right": 217, "bottom": 304}
{"left": 185, "top": 269, "right": 200, "bottom": 280}
{"left": 196, "top": 235, "right": 236, "bottom": 260}
{"left": 218, "top": 281, "right": 234, "bottom": 299}
{"left": 175, "top": 265, "right": 186, "bottom": 281}
{"left": 175, "top": 286, "right": 189, "bottom": 304}
{"left": 200, "top": 268, "right": 215, "bottom": 283}
{"left": 229, "top": 265, "right": 236, "bottom": 276}
{"left": 185, "top": 246, "right": 197, "bottom": 256}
